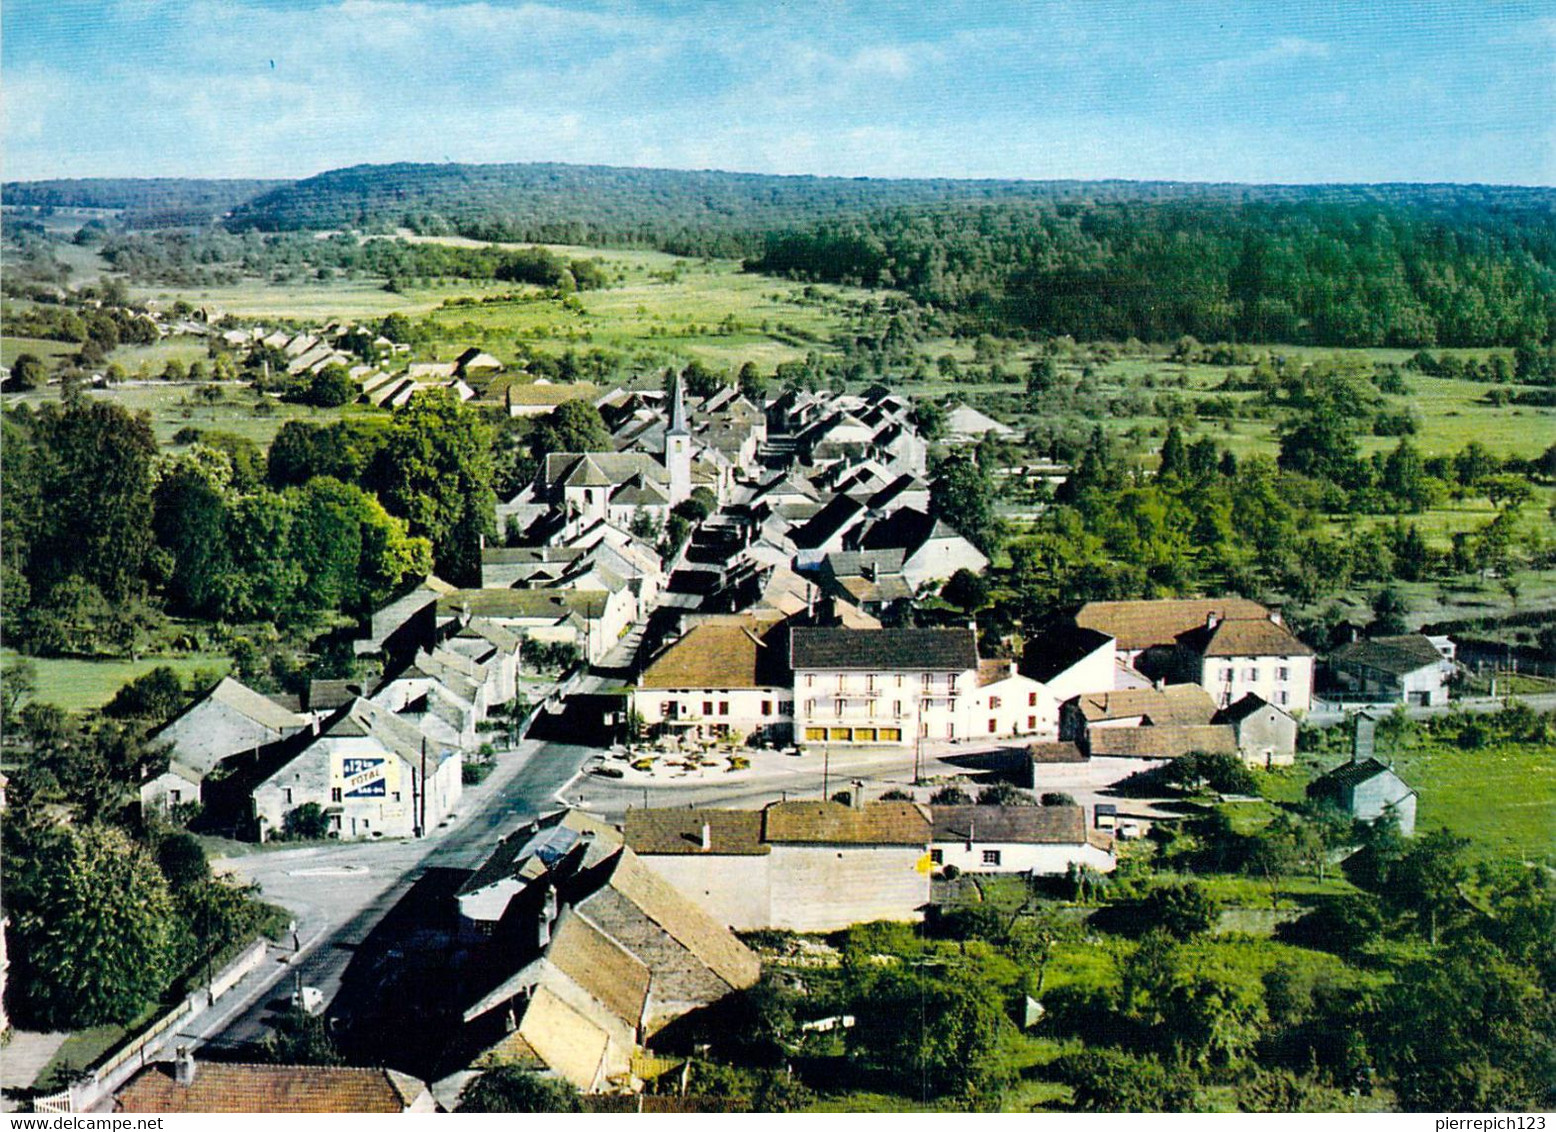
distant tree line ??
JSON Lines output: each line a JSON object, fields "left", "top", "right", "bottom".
{"left": 750, "top": 200, "right": 1556, "bottom": 347}
{"left": 2, "top": 178, "right": 287, "bottom": 226}
{"left": 97, "top": 229, "right": 610, "bottom": 291}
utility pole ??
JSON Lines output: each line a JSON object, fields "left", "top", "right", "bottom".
{"left": 417, "top": 738, "right": 428, "bottom": 838}
{"left": 822, "top": 746, "right": 830, "bottom": 800}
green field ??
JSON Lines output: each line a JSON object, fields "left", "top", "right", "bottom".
{"left": 1390, "top": 738, "right": 1556, "bottom": 861}
{"left": 2, "top": 648, "right": 231, "bottom": 713}
{"left": 1288, "top": 734, "right": 1556, "bottom": 863}
{"left": 0, "top": 380, "right": 386, "bottom": 447}
{"left": 21, "top": 237, "right": 1556, "bottom": 472}
{"left": 1, "top": 335, "right": 81, "bottom": 368}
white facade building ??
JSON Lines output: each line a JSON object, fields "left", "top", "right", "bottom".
{"left": 789, "top": 627, "right": 980, "bottom": 748}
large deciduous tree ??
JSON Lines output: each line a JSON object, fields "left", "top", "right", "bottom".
{"left": 530, "top": 398, "right": 610, "bottom": 460}
{"left": 929, "top": 452, "right": 998, "bottom": 554}
{"left": 23, "top": 401, "right": 160, "bottom": 604}
{"left": 848, "top": 968, "right": 1009, "bottom": 1100}
{"left": 9, "top": 823, "right": 176, "bottom": 1028}
{"left": 370, "top": 391, "right": 495, "bottom": 585}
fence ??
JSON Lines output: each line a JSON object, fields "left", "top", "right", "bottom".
{"left": 31, "top": 1091, "right": 73, "bottom": 1114}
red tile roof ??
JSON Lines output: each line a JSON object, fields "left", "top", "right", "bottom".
{"left": 115, "top": 1062, "right": 430, "bottom": 1113}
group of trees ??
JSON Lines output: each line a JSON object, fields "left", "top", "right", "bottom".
{"left": 90, "top": 226, "right": 612, "bottom": 292}
{"left": 2, "top": 388, "right": 493, "bottom": 657}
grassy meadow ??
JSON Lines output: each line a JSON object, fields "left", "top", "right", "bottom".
{"left": 1, "top": 648, "right": 231, "bottom": 713}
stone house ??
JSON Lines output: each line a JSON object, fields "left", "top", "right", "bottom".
{"left": 1214, "top": 692, "right": 1298, "bottom": 767}
{"left": 1021, "top": 626, "right": 1118, "bottom": 703}
{"left": 1059, "top": 683, "right": 1219, "bottom": 742}
{"left": 631, "top": 614, "right": 794, "bottom": 746}
{"left": 1074, "top": 597, "right": 1271, "bottom": 673}
{"left": 454, "top": 815, "right": 760, "bottom": 1092}
{"left": 852, "top": 508, "right": 989, "bottom": 588}
{"left": 1173, "top": 611, "right": 1316, "bottom": 713}
{"left": 141, "top": 677, "right": 312, "bottom": 817}
{"left": 437, "top": 587, "right": 633, "bottom": 665}
{"left": 970, "top": 658, "right": 1056, "bottom": 739}
{"left": 252, "top": 697, "right": 462, "bottom": 841}
{"left": 790, "top": 627, "right": 980, "bottom": 748}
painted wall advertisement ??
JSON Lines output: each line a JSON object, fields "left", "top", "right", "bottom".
{"left": 338, "top": 755, "right": 394, "bottom": 799}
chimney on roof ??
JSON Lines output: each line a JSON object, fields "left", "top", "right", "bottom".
{"left": 1352, "top": 714, "right": 1376, "bottom": 764}
{"left": 174, "top": 1047, "right": 196, "bottom": 1086}
{"left": 1268, "top": 609, "right": 1283, "bottom": 626}
{"left": 862, "top": 561, "right": 876, "bottom": 582}
{"left": 1153, "top": 677, "right": 1165, "bottom": 692}
{"left": 537, "top": 885, "right": 558, "bottom": 949}
{"left": 849, "top": 780, "right": 866, "bottom": 810}
{"left": 700, "top": 821, "right": 712, "bottom": 851}
{"left": 1205, "top": 611, "right": 1220, "bottom": 631}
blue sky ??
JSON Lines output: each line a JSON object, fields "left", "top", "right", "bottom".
{"left": 4, "top": 0, "right": 1553, "bottom": 184}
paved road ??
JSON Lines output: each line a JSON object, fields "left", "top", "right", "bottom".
{"left": 571, "top": 743, "right": 1161, "bottom": 821}
{"left": 1308, "top": 691, "right": 1556, "bottom": 726}
{"left": 189, "top": 738, "right": 595, "bottom": 1054}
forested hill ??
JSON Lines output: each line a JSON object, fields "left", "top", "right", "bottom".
{"left": 10, "top": 161, "right": 1556, "bottom": 345}
{"left": 219, "top": 161, "right": 1556, "bottom": 345}
{"left": 223, "top": 161, "right": 1145, "bottom": 251}
{"left": 751, "top": 196, "right": 1556, "bottom": 347}
{"left": 219, "top": 160, "right": 1553, "bottom": 254}
{"left": 2, "top": 178, "right": 289, "bottom": 227}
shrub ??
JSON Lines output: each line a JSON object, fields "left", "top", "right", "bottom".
{"left": 977, "top": 782, "right": 1036, "bottom": 806}
{"left": 1053, "top": 1047, "right": 1198, "bottom": 1112}
{"left": 281, "top": 803, "right": 331, "bottom": 841}
{"left": 1278, "top": 895, "right": 1383, "bottom": 954}
{"left": 459, "top": 1067, "right": 580, "bottom": 1113}
{"left": 1139, "top": 881, "right": 1220, "bottom": 940}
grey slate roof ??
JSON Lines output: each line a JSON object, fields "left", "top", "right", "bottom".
{"left": 1329, "top": 634, "right": 1445, "bottom": 676}
{"left": 789, "top": 627, "right": 978, "bottom": 672}
{"left": 1212, "top": 691, "right": 1292, "bottom": 724}
{"left": 1311, "top": 756, "right": 1411, "bottom": 792}
{"left": 930, "top": 804, "right": 1087, "bottom": 844}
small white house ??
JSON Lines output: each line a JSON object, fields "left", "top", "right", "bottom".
{"left": 929, "top": 804, "right": 1115, "bottom": 875}
{"left": 971, "top": 659, "right": 1058, "bottom": 739}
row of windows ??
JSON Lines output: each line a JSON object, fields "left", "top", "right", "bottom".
{"left": 929, "top": 848, "right": 1002, "bottom": 865}
{"left": 1221, "top": 665, "right": 1294, "bottom": 683}
{"left": 803, "top": 672, "right": 960, "bottom": 692}
{"left": 802, "top": 699, "right": 961, "bottom": 717}
{"left": 986, "top": 693, "right": 1040, "bottom": 709}
{"left": 664, "top": 700, "right": 792, "bottom": 718}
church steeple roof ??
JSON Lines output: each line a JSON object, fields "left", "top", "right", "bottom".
{"left": 668, "top": 373, "right": 690, "bottom": 436}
